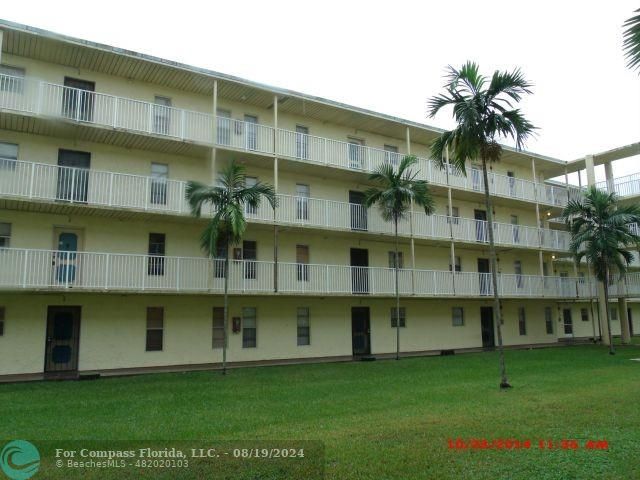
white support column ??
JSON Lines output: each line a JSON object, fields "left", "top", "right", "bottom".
{"left": 273, "top": 94, "right": 279, "bottom": 192}
{"left": 405, "top": 126, "right": 411, "bottom": 155}
{"left": 604, "top": 161, "right": 614, "bottom": 193}
{"left": 619, "top": 297, "right": 631, "bottom": 344}
{"left": 406, "top": 127, "right": 416, "bottom": 288}
{"left": 211, "top": 80, "right": 218, "bottom": 184}
{"left": 0, "top": 30, "right": 3, "bottom": 65}
{"left": 445, "top": 147, "right": 457, "bottom": 291}
{"left": 585, "top": 154, "right": 596, "bottom": 186}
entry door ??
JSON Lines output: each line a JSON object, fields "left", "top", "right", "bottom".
{"left": 243, "top": 240, "right": 257, "bottom": 279}
{"left": 62, "top": 77, "right": 95, "bottom": 121}
{"left": 295, "top": 184, "right": 310, "bottom": 221}
{"left": 562, "top": 308, "right": 574, "bottom": 337}
{"left": 244, "top": 114, "right": 258, "bottom": 151}
{"left": 245, "top": 177, "right": 258, "bottom": 215}
{"left": 216, "top": 108, "right": 231, "bottom": 145}
{"left": 295, "top": 125, "right": 309, "bottom": 160}
{"left": 57, "top": 149, "right": 90, "bottom": 202}
{"left": 629, "top": 308, "right": 634, "bottom": 336}
{"left": 350, "top": 248, "right": 369, "bottom": 294}
{"left": 55, "top": 229, "right": 82, "bottom": 285}
{"left": 351, "top": 307, "right": 371, "bottom": 355}
{"left": 474, "top": 209, "right": 487, "bottom": 242}
{"left": 480, "top": 306, "right": 495, "bottom": 348}
{"left": 471, "top": 167, "right": 482, "bottom": 191}
{"left": 507, "top": 171, "right": 516, "bottom": 196}
{"left": 477, "top": 258, "right": 491, "bottom": 295}
{"left": 349, "top": 191, "right": 367, "bottom": 231}
{"left": 44, "top": 306, "right": 81, "bottom": 373}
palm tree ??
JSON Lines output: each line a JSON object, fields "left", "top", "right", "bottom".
{"left": 428, "top": 62, "right": 536, "bottom": 389}
{"left": 562, "top": 186, "right": 640, "bottom": 354}
{"left": 186, "top": 161, "right": 276, "bottom": 374}
{"left": 623, "top": 8, "right": 640, "bottom": 73}
{"left": 364, "top": 155, "right": 434, "bottom": 360}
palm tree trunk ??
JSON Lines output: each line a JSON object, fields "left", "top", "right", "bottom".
{"left": 480, "top": 157, "right": 511, "bottom": 389}
{"left": 395, "top": 216, "right": 400, "bottom": 361}
{"left": 222, "top": 234, "right": 230, "bottom": 375}
{"left": 603, "top": 265, "right": 615, "bottom": 355}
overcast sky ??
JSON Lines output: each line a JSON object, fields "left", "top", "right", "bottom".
{"left": 2, "top": 1, "right": 639, "bottom": 182}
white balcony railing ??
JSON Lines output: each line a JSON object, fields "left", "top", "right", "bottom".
{"left": 0, "top": 159, "right": 572, "bottom": 251}
{"left": 0, "top": 73, "right": 581, "bottom": 206}
{"left": 596, "top": 172, "right": 640, "bottom": 198}
{"left": 0, "top": 247, "right": 604, "bottom": 298}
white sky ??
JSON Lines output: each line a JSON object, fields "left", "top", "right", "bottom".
{"left": 2, "top": 0, "right": 639, "bottom": 183}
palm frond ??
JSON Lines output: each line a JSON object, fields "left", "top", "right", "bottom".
{"left": 623, "top": 8, "right": 640, "bottom": 72}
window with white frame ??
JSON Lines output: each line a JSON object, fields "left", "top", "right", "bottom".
{"left": 297, "top": 307, "right": 310, "bottom": 346}
{"left": 518, "top": 307, "right": 527, "bottom": 335}
{"left": 610, "top": 307, "right": 618, "bottom": 321}
{"left": 0, "top": 142, "right": 18, "bottom": 169}
{"left": 242, "top": 307, "right": 257, "bottom": 348}
{"left": 447, "top": 206, "right": 460, "bottom": 224}
{"left": 581, "top": 308, "right": 589, "bottom": 322}
{"left": 452, "top": 307, "right": 464, "bottom": 326}
{"left": 391, "top": 307, "right": 406, "bottom": 328}
{"left": 388, "top": 251, "right": 404, "bottom": 269}
{"left": 0, "top": 223, "right": 11, "bottom": 248}
{"left": 145, "top": 307, "right": 163, "bottom": 351}
{"left": 449, "top": 256, "right": 461, "bottom": 272}
{"left": 212, "top": 307, "right": 225, "bottom": 349}
{"left": 0, "top": 65, "right": 25, "bottom": 93}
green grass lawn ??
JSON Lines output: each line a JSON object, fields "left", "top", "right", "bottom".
{"left": 2, "top": 344, "right": 640, "bottom": 479}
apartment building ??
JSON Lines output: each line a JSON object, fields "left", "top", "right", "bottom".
{"left": 0, "top": 20, "right": 638, "bottom": 380}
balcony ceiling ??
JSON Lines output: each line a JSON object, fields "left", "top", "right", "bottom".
{"left": 1, "top": 20, "right": 565, "bottom": 169}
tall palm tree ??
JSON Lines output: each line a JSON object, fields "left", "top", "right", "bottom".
{"left": 364, "top": 155, "right": 434, "bottom": 360}
{"left": 186, "top": 161, "right": 276, "bottom": 374}
{"left": 562, "top": 186, "right": 640, "bottom": 354}
{"left": 623, "top": 8, "right": 640, "bottom": 73}
{"left": 428, "top": 62, "right": 536, "bottom": 389}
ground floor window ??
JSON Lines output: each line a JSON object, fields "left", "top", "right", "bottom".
{"left": 212, "top": 307, "right": 225, "bottom": 349}
{"left": 390, "top": 307, "right": 406, "bottom": 328}
{"left": 452, "top": 307, "right": 464, "bottom": 326}
{"left": 146, "top": 307, "right": 164, "bottom": 351}
{"left": 518, "top": 307, "right": 527, "bottom": 335}
{"left": 297, "top": 307, "right": 310, "bottom": 346}
{"left": 0, "top": 222, "right": 11, "bottom": 248}
{"left": 544, "top": 307, "right": 554, "bottom": 334}
{"left": 581, "top": 308, "right": 589, "bottom": 322}
{"left": 242, "top": 307, "right": 257, "bottom": 348}
{"left": 610, "top": 308, "right": 618, "bottom": 321}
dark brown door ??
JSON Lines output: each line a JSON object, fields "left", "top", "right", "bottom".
{"left": 243, "top": 240, "right": 257, "bottom": 279}
{"left": 351, "top": 307, "right": 371, "bottom": 355}
{"left": 63, "top": 77, "right": 95, "bottom": 121}
{"left": 349, "top": 191, "right": 367, "bottom": 231}
{"left": 480, "top": 307, "right": 495, "bottom": 348}
{"left": 44, "top": 306, "right": 81, "bottom": 373}
{"left": 477, "top": 258, "right": 491, "bottom": 295}
{"left": 57, "top": 149, "right": 91, "bottom": 202}
{"left": 629, "top": 308, "right": 634, "bottom": 336}
{"left": 350, "top": 248, "right": 369, "bottom": 294}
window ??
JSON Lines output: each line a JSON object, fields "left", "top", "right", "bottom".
{"left": 447, "top": 206, "right": 460, "bottom": 224}
{"left": 0, "top": 223, "right": 11, "bottom": 248}
{"left": 581, "top": 308, "right": 589, "bottom": 322}
{"left": 243, "top": 240, "right": 257, "bottom": 279}
{"left": 610, "top": 308, "right": 618, "bottom": 321}
{"left": 578, "top": 272, "right": 585, "bottom": 284}
{"left": 146, "top": 307, "right": 163, "bottom": 351}
{"left": 242, "top": 307, "right": 257, "bottom": 348}
{"left": 150, "top": 163, "right": 169, "bottom": 205}
{"left": 0, "top": 307, "right": 4, "bottom": 336}
{"left": 295, "top": 125, "right": 309, "bottom": 160}
{"left": 388, "top": 251, "right": 404, "bottom": 269}
{"left": 449, "top": 256, "right": 461, "bottom": 272}
{"left": 384, "top": 144, "right": 399, "bottom": 165}
{"left": 153, "top": 96, "right": 172, "bottom": 135}
{"left": 452, "top": 307, "right": 464, "bottom": 326}
{"left": 296, "top": 183, "right": 310, "bottom": 220}
{"left": 348, "top": 137, "right": 364, "bottom": 169}
{"left": 391, "top": 307, "right": 406, "bottom": 328}
{"left": 0, "top": 142, "right": 18, "bottom": 169}
{"left": 514, "top": 260, "right": 523, "bottom": 288}
{"left": 544, "top": 307, "right": 554, "bottom": 334}
{"left": 244, "top": 176, "right": 258, "bottom": 215}
{"left": 518, "top": 307, "right": 527, "bottom": 335}
{"left": 216, "top": 108, "right": 231, "bottom": 145}
{"left": 212, "top": 307, "right": 225, "bottom": 349}
{"left": 0, "top": 65, "right": 25, "bottom": 93}
{"left": 297, "top": 307, "right": 310, "bottom": 346}
{"left": 296, "top": 245, "right": 309, "bottom": 281}
{"left": 511, "top": 215, "right": 520, "bottom": 243}
{"left": 147, "top": 233, "right": 166, "bottom": 276}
